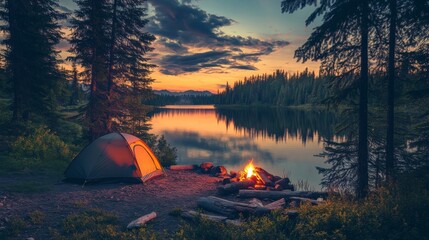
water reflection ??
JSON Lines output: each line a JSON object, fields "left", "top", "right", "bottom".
{"left": 148, "top": 105, "right": 339, "bottom": 189}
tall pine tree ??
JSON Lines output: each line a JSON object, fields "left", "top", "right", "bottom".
{"left": 1, "top": 0, "right": 64, "bottom": 125}
{"left": 69, "top": 0, "right": 155, "bottom": 140}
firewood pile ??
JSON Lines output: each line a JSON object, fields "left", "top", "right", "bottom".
{"left": 169, "top": 161, "right": 329, "bottom": 225}
{"left": 169, "top": 162, "right": 228, "bottom": 177}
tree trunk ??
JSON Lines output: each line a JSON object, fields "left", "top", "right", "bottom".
{"left": 105, "top": 0, "right": 118, "bottom": 132}
{"left": 8, "top": 0, "right": 23, "bottom": 122}
{"left": 357, "top": 0, "right": 369, "bottom": 199}
{"left": 386, "top": 0, "right": 397, "bottom": 183}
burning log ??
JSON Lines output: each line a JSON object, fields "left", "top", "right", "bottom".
{"left": 254, "top": 169, "right": 274, "bottom": 187}
{"left": 127, "top": 212, "right": 157, "bottom": 229}
{"left": 218, "top": 180, "right": 255, "bottom": 195}
{"left": 238, "top": 190, "right": 329, "bottom": 200}
{"left": 197, "top": 196, "right": 271, "bottom": 218}
{"left": 169, "top": 165, "right": 196, "bottom": 171}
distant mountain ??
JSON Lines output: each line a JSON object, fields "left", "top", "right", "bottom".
{"left": 154, "top": 89, "right": 214, "bottom": 96}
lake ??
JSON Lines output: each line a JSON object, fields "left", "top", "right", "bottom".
{"left": 148, "top": 105, "right": 339, "bottom": 190}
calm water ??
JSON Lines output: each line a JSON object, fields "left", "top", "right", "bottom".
{"left": 148, "top": 105, "right": 338, "bottom": 190}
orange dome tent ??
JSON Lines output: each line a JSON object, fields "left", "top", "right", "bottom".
{"left": 65, "top": 133, "right": 164, "bottom": 183}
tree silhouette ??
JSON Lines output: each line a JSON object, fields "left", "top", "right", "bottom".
{"left": 1, "top": 0, "right": 64, "bottom": 125}
{"left": 282, "top": 0, "right": 372, "bottom": 198}
{"left": 70, "top": 0, "right": 154, "bottom": 140}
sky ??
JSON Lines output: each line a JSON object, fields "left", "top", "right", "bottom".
{"left": 59, "top": 0, "right": 320, "bottom": 93}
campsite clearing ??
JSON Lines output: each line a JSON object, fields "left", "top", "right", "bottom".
{"left": 0, "top": 170, "right": 220, "bottom": 239}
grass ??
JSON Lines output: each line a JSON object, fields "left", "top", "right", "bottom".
{"left": 2, "top": 182, "right": 50, "bottom": 193}
{"left": 50, "top": 208, "right": 161, "bottom": 240}
{"left": 172, "top": 167, "right": 429, "bottom": 240}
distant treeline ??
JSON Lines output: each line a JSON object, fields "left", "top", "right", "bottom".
{"left": 145, "top": 94, "right": 216, "bottom": 106}
{"left": 217, "top": 69, "right": 328, "bottom": 106}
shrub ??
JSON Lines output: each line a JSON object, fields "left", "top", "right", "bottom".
{"left": 155, "top": 135, "right": 177, "bottom": 167}
{"left": 10, "top": 126, "right": 73, "bottom": 171}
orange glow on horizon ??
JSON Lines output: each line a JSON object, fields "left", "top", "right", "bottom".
{"left": 150, "top": 47, "right": 320, "bottom": 93}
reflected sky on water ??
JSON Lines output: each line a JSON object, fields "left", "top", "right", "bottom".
{"left": 148, "top": 105, "right": 339, "bottom": 189}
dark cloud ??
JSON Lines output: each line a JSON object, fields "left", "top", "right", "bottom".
{"left": 159, "top": 50, "right": 231, "bottom": 75}
{"left": 230, "top": 65, "right": 259, "bottom": 71}
{"left": 147, "top": 0, "right": 289, "bottom": 75}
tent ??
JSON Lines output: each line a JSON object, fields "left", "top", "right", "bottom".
{"left": 65, "top": 132, "right": 164, "bottom": 183}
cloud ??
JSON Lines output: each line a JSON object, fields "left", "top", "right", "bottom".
{"left": 147, "top": 0, "right": 289, "bottom": 75}
{"left": 229, "top": 65, "right": 259, "bottom": 70}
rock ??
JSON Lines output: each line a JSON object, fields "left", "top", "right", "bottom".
{"left": 210, "top": 166, "right": 227, "bottom": 176}
{"left": 26, "top": 237, "right": 35, "bottom": 240}
{"left": 200, "top": 162, "right": 214, "bottom": 170}
{"left": 275, "top": 178, "right": 291, "bottom": 189}
{"left": 222, "top": 178, "right": 231, "bottom": 184}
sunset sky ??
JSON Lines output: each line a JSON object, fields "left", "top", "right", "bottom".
{"left": 59, "top": 0, "right": 321, "bottom": 93}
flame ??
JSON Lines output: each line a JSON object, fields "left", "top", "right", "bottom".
{"left": 244, "top": 160, "right": 255, "bottom": 178}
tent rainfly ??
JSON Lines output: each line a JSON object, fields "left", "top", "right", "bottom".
{"left": 64, "top": 132, "right": 164, "bottom": 183}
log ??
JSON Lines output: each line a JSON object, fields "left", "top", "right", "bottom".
{"left": 181, "top": 210, "right": 242, "bottom": 227}
{"left": 289, "top": 197, "right": 320, "bottom": 205}
{"left": 217, "top": 180, "right": 255, "bottom": 195}
{"left": 181, "top": 210, "right": 228, "bottom": 222}
{"left": 127, "top": 212, "right": 157, "bottom": 229}
{"left": 169, "top": 165, "right": 196, "bottom": 171}
{"left": 264, "top": 198, "right": 285, "bottom": 210}
{"left": 197, "top": 196, "right": 270, "bottom": 218}
{"left": 255, "top": 167, "right": 274, "bottom": 179}
{"left": 254, "top": 170, "right": 274, "bottom": 187}
{"left": 238, "top": 190, "right": 329, "bottom": 200}
{"left": 249, "top": 198, "right": 264, "bottom": 207}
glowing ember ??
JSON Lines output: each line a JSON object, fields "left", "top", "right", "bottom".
{"left": 244, "top": 160, "right": 255, "bottom": 178}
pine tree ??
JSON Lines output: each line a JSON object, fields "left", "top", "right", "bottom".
{"left": 282, "top": 0, "right": 372, "bottom": 198}
{"left": 1, "top": 0, "right": 64, "bottom": 124}
{"left": 69, "top": 0, "right": 111, "bottom": 140}
{"left": 106, "top": 0, "right": 155, "bottom": 133}
{"left": 70, "top": 0, "right": 154, "bottom": 140}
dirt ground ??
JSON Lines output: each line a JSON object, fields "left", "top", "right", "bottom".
{"left": 0, "top": 170, "right": 223, "bottom": 239}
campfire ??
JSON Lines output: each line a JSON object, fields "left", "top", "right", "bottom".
{"left": 169, "top": 160, "right": 328, "bottom": 223}
{"left": 218, "top": 159, "right": 295, "bottom": 195}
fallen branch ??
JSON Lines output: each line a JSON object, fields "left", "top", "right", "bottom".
{"left": 127, "top": 212, "right": 157, "bottom": 229}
